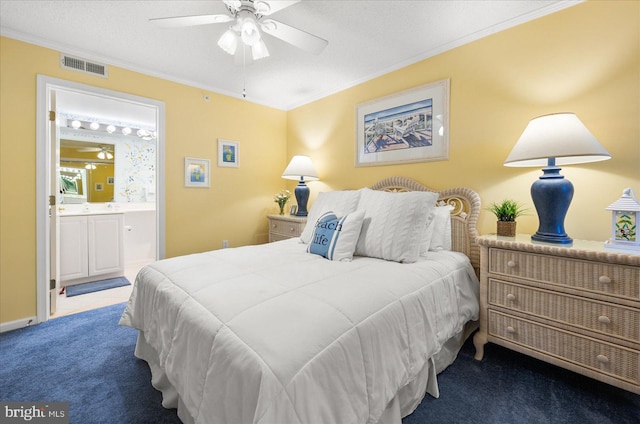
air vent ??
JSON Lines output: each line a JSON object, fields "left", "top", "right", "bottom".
{"left": 60, "top": 53, "right": 108, "bottom": 78}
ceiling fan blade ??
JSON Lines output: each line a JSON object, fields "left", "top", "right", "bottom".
{"left": 149, "top": 14, "right": 233, "bottom": 28}
{"left": 261, "top": 19, "right": 327, "bottom": 54}
{"left": 76, "top": 148, "right": 101, "bottom": 152}
{"left": 254, "top": 1, "right": 300, "bottom": 16}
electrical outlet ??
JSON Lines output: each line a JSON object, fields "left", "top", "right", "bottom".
{"left": 222, "top": 240, "right": 229, "bottom": 249}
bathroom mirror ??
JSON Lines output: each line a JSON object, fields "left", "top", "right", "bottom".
{"left": 60, "top": 139, "right": 115, "bottom": 204}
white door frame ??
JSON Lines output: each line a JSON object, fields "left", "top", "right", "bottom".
{"left": 36, "top": 75, "right": 166, "bottom": 322}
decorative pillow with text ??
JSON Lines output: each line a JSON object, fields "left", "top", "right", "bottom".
{"left": 307, "top": 210, "right": 365, "bottom": 261}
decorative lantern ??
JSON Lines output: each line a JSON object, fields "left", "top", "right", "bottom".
{"left": 605, "top": 188, "right": 640, "bottom": 251}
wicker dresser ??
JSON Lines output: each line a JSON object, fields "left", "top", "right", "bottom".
{"left": 473, "top": 234, "right": 640, "bottom": 394}
{"left": 267, "top": 214, "right": 307, "bottom": 242}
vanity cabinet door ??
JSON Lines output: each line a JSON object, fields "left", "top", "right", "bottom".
{"left": 87, "top": 214, "right": 124, "bottom": 276}
{"left": 60, "top": 216, "right": 89, "bottom": 281}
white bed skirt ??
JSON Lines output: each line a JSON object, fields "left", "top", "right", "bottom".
{"left": 134, "top": 321, "right": 477, "bottom": 424}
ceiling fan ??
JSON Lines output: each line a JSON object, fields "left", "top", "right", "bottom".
{"left": 77, "top": 145, "right": 114, "bottom": 160}
{"left": 149, "top": 0, "right": 328, "bottom": 62}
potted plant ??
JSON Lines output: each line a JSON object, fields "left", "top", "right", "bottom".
{"left": 487, "top": 199, "right": 528, "bottom": 237}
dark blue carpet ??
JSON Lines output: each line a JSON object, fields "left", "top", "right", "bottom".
{"left": 65, "top": 277, "right": 131, "bottom": 297}
{"left": 0, "top": 303, "right": 638, "bottom": 423}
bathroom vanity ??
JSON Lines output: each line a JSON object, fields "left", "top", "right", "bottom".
{"left": 59, "top": 211, "right": 125, "bottom": 286}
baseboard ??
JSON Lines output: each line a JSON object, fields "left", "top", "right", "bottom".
{"left": 0, "top": 316, "right": 37, "bottom": 333}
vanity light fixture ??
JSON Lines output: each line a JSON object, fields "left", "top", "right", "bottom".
{"left": 65, "top": 119, "right": 156, "bottom": 140}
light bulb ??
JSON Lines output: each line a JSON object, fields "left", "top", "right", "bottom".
{"left": 89, "top": 122, "right": 100, "bottom": 130}
{"left": 252, "top": 39, "right": 269, "bottom": 60}
{"left": 97, "top": 151, "right": 106, "bottom": 159}
{"left": 122, "top": 127, "right": 131, "bottom": 135}
{"left": 106, "top": 152, "right": 113, "bottom": 160}
{"left": 218, "top": 29, "right": 238, "bottom": 55}
{"left": 106, "top": 125, "right": 116, "bottom": 133}
{"left": 240, "top": 17, "right": 261, "bottom": 46}
{"left": 71, "top": 120, "right": 81, "bottom": 129}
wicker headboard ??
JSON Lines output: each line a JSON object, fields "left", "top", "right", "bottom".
{"left": 370, "top": 176, "right": 481, "bottom": 277}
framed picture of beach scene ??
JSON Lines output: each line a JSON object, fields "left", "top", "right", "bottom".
{"left": 184, "top": 157, "right": 210, "bottom": 188}
{"left": 355, "top": 78, "right": 449, "bottom": 167}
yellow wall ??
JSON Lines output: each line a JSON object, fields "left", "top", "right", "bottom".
{"left": 1, "top": 0, "right": 639, "bottom": 325}
{"left": 287, "top": 0, "right": 640, "bottom": 241}
{"left": 0, "top": 37, "right": 287, "bottom": 323}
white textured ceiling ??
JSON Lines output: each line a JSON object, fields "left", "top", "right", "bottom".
{"left": 1, "top": 0, "right": 579, "bottom": 111}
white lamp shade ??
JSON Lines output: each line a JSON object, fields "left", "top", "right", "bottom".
{"left": 504, "top": 113, "right": 611, "bottom": 167}
{"left": 251, "top": 39, "right": 270, "bottom": 60}
{"left": 218, "top": 29, "right": 239, "bottom": 55}
{"left": 282, "top": 155, "right": 319, "bottom": 181}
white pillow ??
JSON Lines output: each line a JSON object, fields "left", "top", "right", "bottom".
{"left": 423, "top": 205, "right": 454, "bottom": 252}
{"left": 300, "top": 189, "right": 362, "bottom": 243}
{"left": 307, "top": 210, "right": 365, "bottom": 261}
{"left": 354, "top": 188, "right": 438, "bottom": 263}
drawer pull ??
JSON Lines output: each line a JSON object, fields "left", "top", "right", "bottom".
{"left": 598, "top": 275, "right": 611, "bottom": 284}
{"left": 272, "top": 224, "right": 277, "bottom": 229}
{"left": 596, "top": 354, "right": 609, "bottom": 364}
{"left": 507, "top": 260, "right": 517, "bottom": 268}
{"left": 506, "top": 294, "right": 516, "bottom": 302}
{"left": 598, "top": 315, "right": 611, "bottom": 325}
{"left": 289, "top": 227, "right": 295, "bottom": 233}
{"left": 506, "top": 326, "right": 516, "bottom": 334}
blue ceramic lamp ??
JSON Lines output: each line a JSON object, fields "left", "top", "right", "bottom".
{"left": 504, "top": 113, "right": 611, "bottom": 244}
{"left": 281, "top": 155, "right": 319, "bottom": 216}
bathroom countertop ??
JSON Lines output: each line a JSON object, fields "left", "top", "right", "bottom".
{"left": 58, "top": 210, "right": 125, "bottom": 216}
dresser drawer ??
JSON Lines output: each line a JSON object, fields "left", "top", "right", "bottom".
{"left": 488, "top": 248, "right": 640, "bottom": 301}
{"left": 489, "top": 278, "right": 640, "bottom": 344}
{"left": 489, "top": 310, "right": 640, "bottom": 386}
{"left": 270, "top": 219, "right": 304, "bottom": 237}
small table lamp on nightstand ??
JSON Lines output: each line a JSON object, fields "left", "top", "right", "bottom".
{"left": 281, "top": 155, "right": 319, "bottom": 217}
{"left": 504, "top": 113, "right": 611, "bottom": 244}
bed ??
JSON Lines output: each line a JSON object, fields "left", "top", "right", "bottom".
{"left": 119, "top": 176, "right": 481, "bottom": 424}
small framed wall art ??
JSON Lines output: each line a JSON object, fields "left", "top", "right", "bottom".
{"left": 218, "top": 139, "right": 239, "bottom": 168}
{"left": 184, "top": 157, "right": 210, "bottom": 188}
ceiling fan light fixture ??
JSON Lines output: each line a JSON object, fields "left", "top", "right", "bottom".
{"left": 252, "top": 39, "right": 270, "bottom": 60}
{"left": 218, "top": 28, "right": 239, "bottom": 55}
{"left": 254, "top": 1, "right": 271, "bottom": 15}
{"left": 222, "top": 0, "right": 241, "bottom": 10}
{"left": 240, "top": 15, "right": 261, "bottom": 46}
{"left": 97, "top": 151, "right": 106, "bottom": 159}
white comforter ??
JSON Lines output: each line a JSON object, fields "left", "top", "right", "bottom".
{"left": 119, "top": 239, "right": 479, "bottom": 424}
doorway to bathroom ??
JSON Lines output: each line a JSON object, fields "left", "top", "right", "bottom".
{"left": 36, "top": 76, "right": 166, "bottom": 322}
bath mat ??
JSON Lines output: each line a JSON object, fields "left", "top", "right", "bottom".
{"left": 65, "top": 277, "right": 131, "bottom": 297}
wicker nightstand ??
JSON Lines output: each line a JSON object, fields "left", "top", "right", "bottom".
{"left": 473, "top": 234, "right": 640, "bottom": 394}
{"left": 267, "top": 214, "right": 307, "bottom": 242}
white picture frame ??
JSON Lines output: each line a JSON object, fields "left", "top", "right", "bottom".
{"left": 218, "top": 139, "right": 239, "bottom": 168}
{"left": 184, "top": 157, "right": 210, "bottom": 188}
{"left": 355, "top": 78, "right": 450, "bottom": 167}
